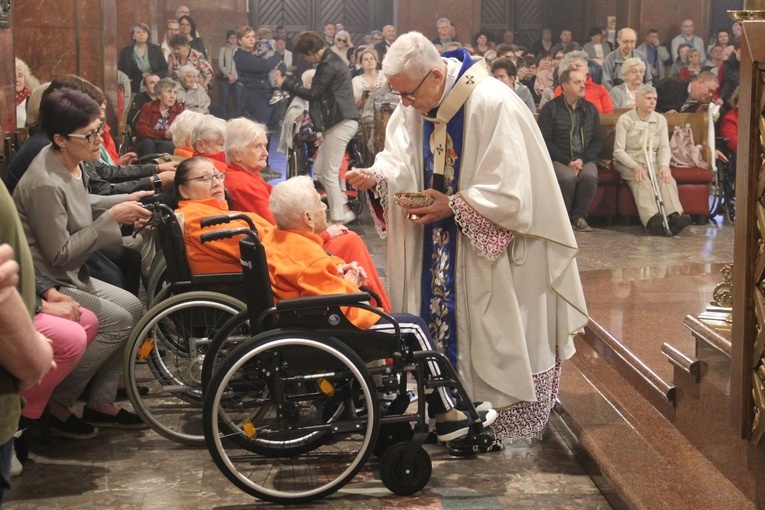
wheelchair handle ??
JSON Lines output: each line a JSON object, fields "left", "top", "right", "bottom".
{"left": 200, "top": 227, "right": 258, "bottom": 244}
{"left": 200, "top": 213, "right": 256, "bottom": 230}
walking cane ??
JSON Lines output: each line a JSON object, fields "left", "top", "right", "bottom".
{"left": 642, "top": 125, "right": 671, "bottom": 236}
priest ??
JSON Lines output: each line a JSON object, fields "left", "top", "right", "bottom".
{"left": 347, "top": 31, "right": 589, "bottom": 442}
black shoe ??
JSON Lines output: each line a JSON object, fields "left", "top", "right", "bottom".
{"left": 49, "top": 414, "right": 99, "bottom": 439}
{"left": 645, "top": 214, "right": 666, "bottom": 236}
{"left": 435, "top": 409, "right": 498, "bottom": 442}
{"left": 116, "top": 386, "right": 149, "bottom": 401}
{"left": 82, "top": 407, "right": 148, "bottom": 430}
{"left": 454, "top": 401, "right": 493, "bottom": 413}
{"left": 668, "top": 212, "right": 692, "bottom": 235}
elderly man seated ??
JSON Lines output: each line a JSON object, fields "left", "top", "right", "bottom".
{"left": 263, "top": 176, "right": 497, "bottom": 442}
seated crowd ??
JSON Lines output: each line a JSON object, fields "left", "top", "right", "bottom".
{"left": 1, "top": 8, "right": 740, "bottom": 501}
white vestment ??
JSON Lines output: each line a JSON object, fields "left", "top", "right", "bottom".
{"left": 370, "top": 59, "right": 589, "bottom": 437}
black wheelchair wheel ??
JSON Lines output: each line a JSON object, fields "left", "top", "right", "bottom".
{"left": 379, "top": 442, "right": 432, "bottom": 496}
{"left": 373, "top": 422, "right": 414, "bottom": 458}
{"left": 123, "top": 291, "right": 245, "bottom": 446}
{"left": 203, "top": 330, "right": 379, "bottom": 504}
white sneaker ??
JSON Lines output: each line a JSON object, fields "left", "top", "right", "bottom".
{"left": 10, "top": 446, "right": 22, "bottom": 477}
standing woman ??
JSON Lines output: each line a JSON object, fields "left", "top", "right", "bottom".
{"left": 217, "top": 29, "right": 242, "bottom": 120}
{"left": 15, "top": 58, "right": 41, "bottom": 129}
{"left": 275, "top": 31, "right": 360, "bottom": 224}
{"left": 351, "top": 47, "right": 385, "bottom": 110}
{"left": 118, "top": 23, "right": 168, "bottom": 94}
{"left": 13, "top": 88, "right": 152, "bottom": 436}
{"left": 234, "top": 25, "right": 283, "bottom": 132}
{"left": 178, "top": 15, "right": 207, "bottom": 59}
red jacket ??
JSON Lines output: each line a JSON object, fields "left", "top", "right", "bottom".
{"left": 554, "top": 75, "right": 614, "bottom": 114}
{"left": 136, "top": 100, "right": 184, "bottom": 140}
{"left": 225, "top": 163, "right": 276, "bottom": 224}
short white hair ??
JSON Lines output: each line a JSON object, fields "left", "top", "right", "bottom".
{"left": 621, "top": 57, "right": 645, "bottom": 79}
{"left": 382, "top": 31, "right": 442, "bottom": 80}
{"left": 436, "top": 18, "right": 450, "bottom": 27}
{"left": 634, "top": 83, "right": 656, "bottom": 98}
{"left": 270, "top": 176, "right": 318, "bottom": 229}
{"left": 224, "top": 117, "right": 267, "bottom": 163}
{"left": 178, "top": 64, "right": 197, "bottom": 79}
{"left": 301, "top": 69, "right": 316, "bottom": 88}
{"left": 191, "top": 115, "right": 226, "bottom": 146}
{"left": 334, "top": 30, "right": 350, "bottom": 44}
{"left": 169, "top": 110, "right": 204, "bottom": 147}
{"left": 558, "top": 50, "right": 588, "bottom": 75}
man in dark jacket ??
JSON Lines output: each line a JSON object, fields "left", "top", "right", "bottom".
{"left": 537, "top": 69, "right": 603, "bottom": 232}
{"left": 654, "top": 72, "right": 718, "bottom": 113}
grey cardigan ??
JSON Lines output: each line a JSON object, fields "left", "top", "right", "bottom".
{"left": 612, "top": 109, "right": 672, "bottom": 172}
{"left": 13, "top": 145, "right": 124, "bottom": 289}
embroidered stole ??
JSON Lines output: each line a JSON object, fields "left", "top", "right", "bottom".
{"left": 420, "top": 49, "right": 489, "bottom": 367}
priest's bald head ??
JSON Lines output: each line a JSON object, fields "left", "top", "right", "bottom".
{"left": 383, "top": 31, "right": 448, "bottom": 115}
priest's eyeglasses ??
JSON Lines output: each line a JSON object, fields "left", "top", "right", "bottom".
{"left": 390, "top": 69, "right": 433, "bottom": 102}
{"left": 68, "top": 122, "right": 105, "bottom": 145}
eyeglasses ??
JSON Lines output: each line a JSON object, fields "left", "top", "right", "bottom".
{"left": 185, "top": 173, "right": 226, "bottom": 185}
{"left": 338, "top": 39, "right": 347, "bottom": 43}
{"left": 390, "top": 69, "right": 433, "bottom": 102}
{"left": 68, "top": 122, "right": 105, "bottom": 144}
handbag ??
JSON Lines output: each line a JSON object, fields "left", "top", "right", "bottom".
{"left": 669, "top": 123, "right": 708, "bottom": 169}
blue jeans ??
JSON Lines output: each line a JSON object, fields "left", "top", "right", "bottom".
{"left": 218, "top": 80, "right": 243, "bottom": 120}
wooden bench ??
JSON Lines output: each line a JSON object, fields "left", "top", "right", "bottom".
{"left": 590, "top": 108, "right": 713, "bottom": 223}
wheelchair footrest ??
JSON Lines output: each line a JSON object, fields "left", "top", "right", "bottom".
{"left": 446, "top": 427, "right": 504, "bottom": 456}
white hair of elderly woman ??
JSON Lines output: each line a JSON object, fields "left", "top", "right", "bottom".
{"left": 334, "top": 30, "right": 351, "bottom": 45}
{"left": 634, "top": 83, "right": 657, "bottom": 98}
{"left": 382, "top": 31, "right": 442, "bottom": 80}
{"left": 620, "top": 57, "right": 646, "bottom": 79}
{"left": 178, "top": 64, "right": 197, "bottom": 79}
{"left": 224, "top": 117, "right": 268, "bottom": 164}
{"left": 15, "top": 58, "right": 41, "bottom": 91}
{"left": 558, "top": 50, "right": 589, "bottom": 75}
{"left": 169, "top": 110, "right": 205, "bottom": 147}
{"left": 191, "top": 114, "right": 227, "bottom": 146}
{"left": 270, "top": 175, "right": 318, "bottom": 230}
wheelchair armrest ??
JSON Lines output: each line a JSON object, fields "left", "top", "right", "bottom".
{"left": 359, "top": 285, "right": 382, "bottom": 309}
{"left": 275, "top": 292, "right": 372, "bottom": 312}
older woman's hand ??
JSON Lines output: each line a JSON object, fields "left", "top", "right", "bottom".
{"left": 326, "top": 224, "right": 349, "bottom": 239}
{"left": 633, "top": 164, "right": 648, "bottom": 182}
{"left": 659, "top": 166, "right": 672, "bottom": 184}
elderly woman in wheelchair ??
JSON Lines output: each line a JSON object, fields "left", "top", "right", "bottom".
{"left": 196, "top": 174, "right": 498, "bottom": 503}
{"left": 263, "top": 175, "right": 497, "bottom": 440}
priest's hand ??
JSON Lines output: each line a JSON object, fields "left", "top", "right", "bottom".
{"left": 407, "top": 189, "right": 453, "bottom": 224}
{"left": 346, "top": 168, "right": 377, "bottom": 190}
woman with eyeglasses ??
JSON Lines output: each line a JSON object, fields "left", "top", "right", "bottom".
{"left": 331, "top": 30, "right": 352, "bottom": 66}
{"left": 274, "top": 31, "right": 360, "bottom": 225}
{"left": 135, "top": 78, "right": 185, "bottom": 157}
{"left": 178, "top": 14, "right": 207, "bottom": 59}
{"left": 168, "top": 157, "right": 273, "bottom": 275}
{"left": 13, "top": 88, "right": 153, "bottom": 438}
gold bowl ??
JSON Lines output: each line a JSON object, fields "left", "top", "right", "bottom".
{"left": 394, "top": 192, "right": 434, "bottom": 209}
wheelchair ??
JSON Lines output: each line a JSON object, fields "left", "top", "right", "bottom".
{"left": 708, "top": 136, "right": 736, "bottom": 223}
{"left": 200, "top": 219, "right": 495, "bottom": 504}
{"left": 122, "top": 203, "right": 249, "bottom": 445}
